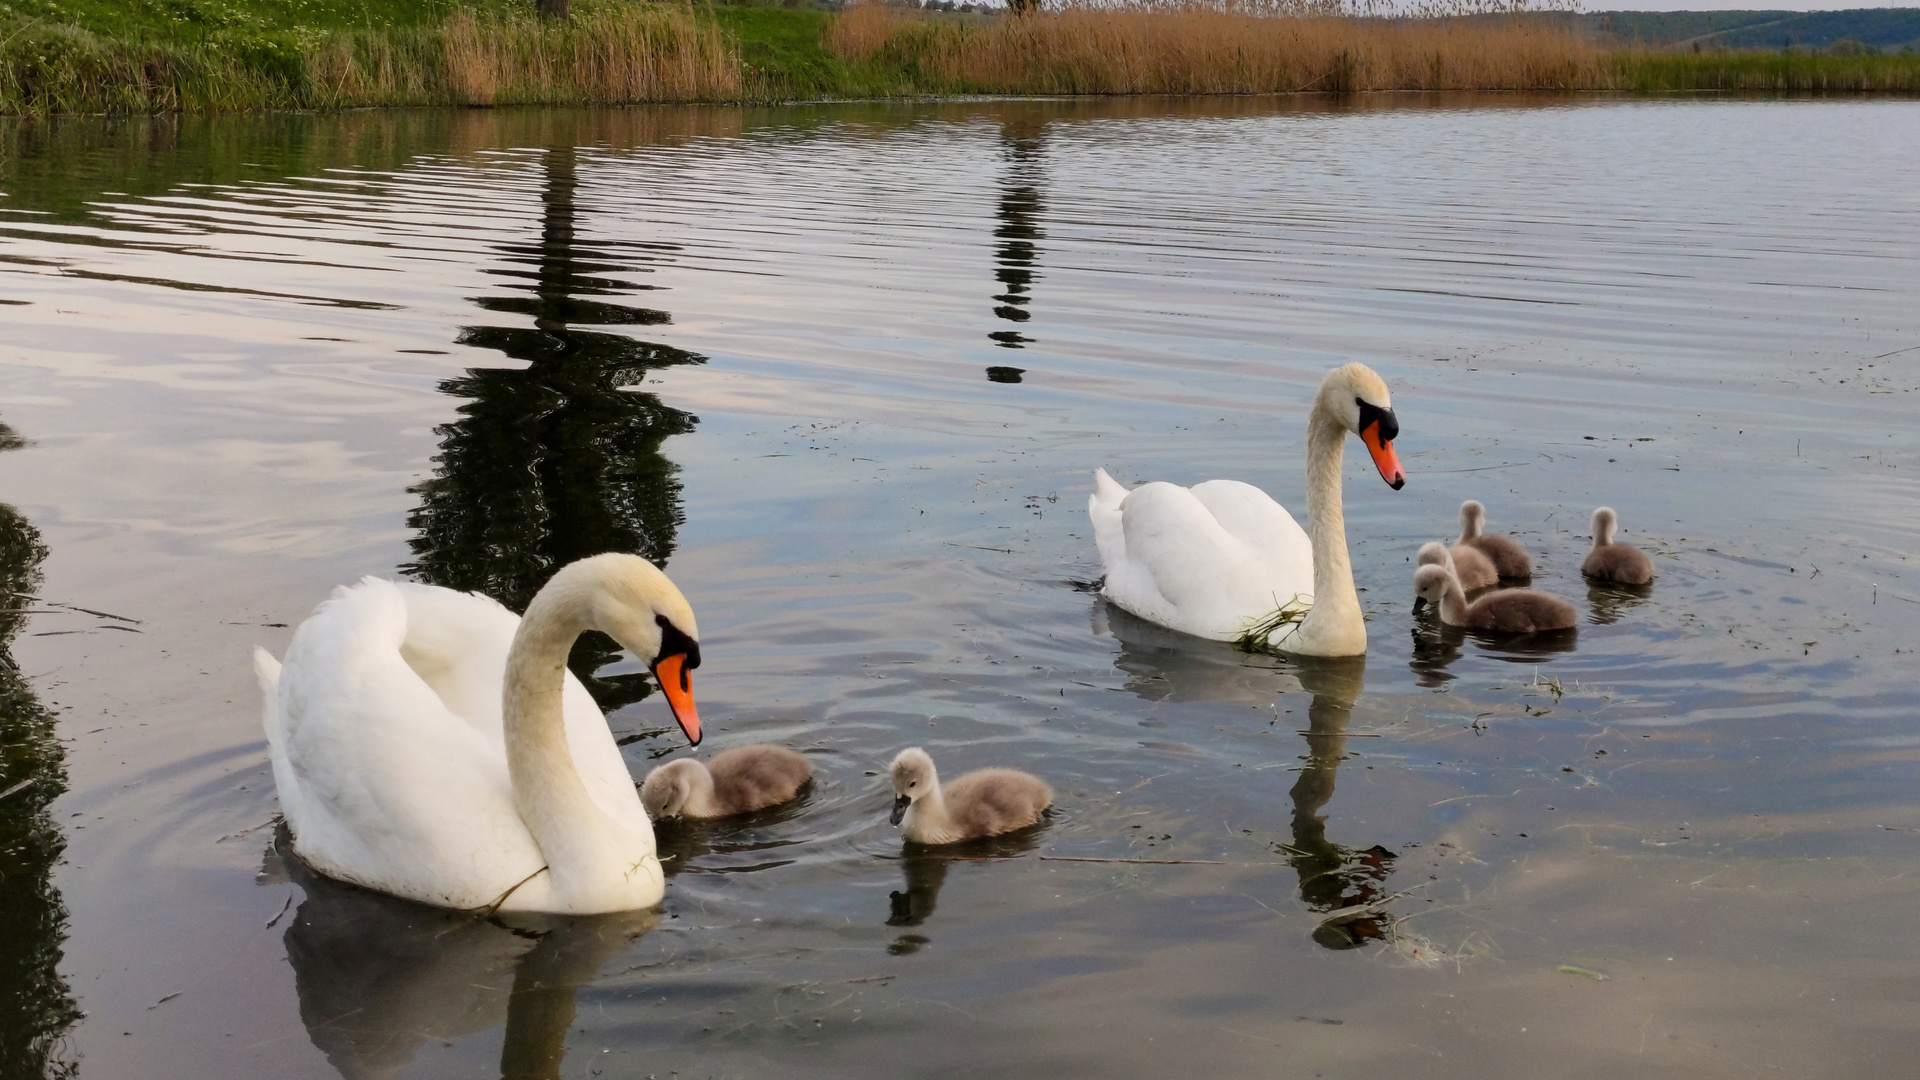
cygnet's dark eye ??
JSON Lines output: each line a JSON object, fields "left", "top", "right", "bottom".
{"left": 909, "top": 781, "right": 917, "bottom": 789}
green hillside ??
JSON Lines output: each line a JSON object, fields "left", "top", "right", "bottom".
{"left": 1584, "top": 8, "right": 1920, "bottom": 52}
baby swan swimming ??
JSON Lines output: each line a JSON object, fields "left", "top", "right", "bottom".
{"left": 1413, "top": 563, "right": 1577, "bottom": 633}
{"left": 1416, "top": 539, "right": 1498, "bottom": 592}
{"left": 888, "top": 748, "right": 1052, "bottom": 845}
{"left": 641, "top": 745, "right": 812, "bottom": 820}
{"left": 1458, "top": 500, "right": 1534, "bottom": 580}
{"left": 1580, "top": 507, "right": 1655, "bottom": 586}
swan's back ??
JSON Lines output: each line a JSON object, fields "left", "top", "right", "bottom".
{"left": 708, "top": 745, "right": 812, "bottom": 815}
{"left": 1090, "top": 469, "right": 1313, "bottom": 641}
{"left": 944, "top": 768, "right": 1053, "bottom": 838}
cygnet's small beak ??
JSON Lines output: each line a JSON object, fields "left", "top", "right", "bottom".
{"left": 1412, "top": 595, "right": 1427, "bottom": 614}
{"left": 890, "top": 794, "right": 911, "bottom": 827}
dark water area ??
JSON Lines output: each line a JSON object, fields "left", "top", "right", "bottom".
{"left": 1, "top": 96, "right": 1918, "bottom": 1078}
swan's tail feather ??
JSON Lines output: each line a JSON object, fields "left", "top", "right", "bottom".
{"left": 252, "top": 646, "right": 281, "bottom": 694}
{"left": 1089, "top": 469, "right": 1131, "bottom": 580}
{"left": 254, "top": 646, "right": 289, "bottom": 764}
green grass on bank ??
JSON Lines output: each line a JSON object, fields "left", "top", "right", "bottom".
{"left": 710, "top": 6, "right": 906, "bottom": 98}
{"left": 3, "top": 3, "right": 1920, "bottom": 115}
{"left": 1608, "top": 49, "right": 1920, "bottom": 91}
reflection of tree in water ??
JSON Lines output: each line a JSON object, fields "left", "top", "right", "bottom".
{"left": 0, "top": 419, "right": 82, "bottom": 1078}
{"left": 403, "top": 145, "right": 703, "bottom": 713}
{"left": 986, "top": 119, "right": 1047, "bottom": 360}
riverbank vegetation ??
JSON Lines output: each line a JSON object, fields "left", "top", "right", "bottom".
{"left": 2, "top": 0, "right": 1918, "bottom": 114}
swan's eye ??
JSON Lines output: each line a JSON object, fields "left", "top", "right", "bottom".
{"left": 909, "top": 781, "right": 917, "bottom": 789}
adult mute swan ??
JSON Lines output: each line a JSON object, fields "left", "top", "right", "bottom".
{"left": 1089, "top": 363, "right": 1406, "bottom": 656}
{"left": 253, "top": 553, "right": 703, "bottom": 915}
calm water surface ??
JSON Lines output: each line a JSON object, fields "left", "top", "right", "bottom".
{"left": 1, "top": 96, "right": 1919, "bottom": 1079}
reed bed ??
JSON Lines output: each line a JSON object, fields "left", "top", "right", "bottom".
{"left": 0, "top": 4, "right": 742, "bottom": 114}
{"left": 827, "top": 1, "right": 1603, "bottom": 94}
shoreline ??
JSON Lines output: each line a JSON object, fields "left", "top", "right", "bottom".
{"left": 3, "top": 5, "right": 1918, "bottom": 117}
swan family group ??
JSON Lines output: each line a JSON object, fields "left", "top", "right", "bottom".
{"left": 253, "top": 362, "right": 1652, "bottom": 917}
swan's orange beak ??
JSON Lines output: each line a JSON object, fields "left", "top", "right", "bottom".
{"left": 651, "top": 653, "right": 701, "bottom": 746}
{"left": 1362, "top": 421, "right": 1406, "bottom": 490}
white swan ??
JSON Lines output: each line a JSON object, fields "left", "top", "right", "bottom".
{"left": 1089, "top": 363, "right": 1406, "bottom": 656}
{"left": 253, "top": 553, "right": 703, "bottom": 915}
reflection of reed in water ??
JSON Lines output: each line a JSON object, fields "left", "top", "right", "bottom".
{"left": 0, "top": 420, "right": 82, "bottom": 1079}
{"left": 404, "top": 143, "right": 704, "bottom": 713}
{"left": 986, "top": 120, "right": 1047, "bottom": 355}
{"left": 1095, "top": 602, "right": 1402, "bottom": 950}
{"left": 270, "top": 829, "right": 653, "bottom": 1080}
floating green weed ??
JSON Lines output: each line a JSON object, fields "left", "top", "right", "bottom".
{"left": 1235, "top": 595, "right": 1311, "bottom": 656}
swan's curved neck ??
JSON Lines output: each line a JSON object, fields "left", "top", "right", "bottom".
{"left": 1593, "top": 515, "right": 1615, "bottom": 548}
{"left": 1294, "top": 405, "right": 1364, "bottom": 654}
{"left": 503, "top": 586, "right": 628, "bottom": 900}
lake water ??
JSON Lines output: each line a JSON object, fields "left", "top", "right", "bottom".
{"left": 2, "top": 96, "right": 1918, "bottom": 1079}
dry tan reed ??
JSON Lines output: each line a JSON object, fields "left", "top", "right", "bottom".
{"left": 828, "top": 1, "right": 1602, "bottom": 93}
{"left": 439, "top": 8, "right": 742, "bottom": 106}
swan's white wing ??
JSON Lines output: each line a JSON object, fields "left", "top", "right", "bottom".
{"left": 274, "top": 579, "right": 545, "bottom": 910}
{"left": 390, "top": 582, "right": 652, "bottom": 839}
{"left": 1096, "top": 478, "right": 1315, "bottom": 641}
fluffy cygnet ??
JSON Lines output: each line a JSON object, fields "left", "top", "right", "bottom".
{"left": 1580, "top": 507, "right": 1655, "bottom": 586}
{"left": 1413, "top": 563, "right": 1576, "bottom": 633}
{"left": 640, "top": 745, "right": 812, "bottom": 820}
{"left": 1416, "top": 539, "right": 1498, "bottom": 592}
{"left": 1458, "top": 500, "right": 1534, "bottom": 580}
{"left": 888, "top": 747, "right": 1052, "bottom": 845}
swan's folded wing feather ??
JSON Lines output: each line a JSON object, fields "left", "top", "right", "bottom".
{"left": 1111, "top": 481, "right": 1313, "bottom": 639}
{"left": 1188, "top": 480, "right": 1312, "bottom": 566}
{"left": 276, "top": 579, "right": 544, "bottom": 910}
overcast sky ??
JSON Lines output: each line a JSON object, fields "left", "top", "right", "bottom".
{"left": 1582, "top": 1, "right": 1912, "bottom": 10}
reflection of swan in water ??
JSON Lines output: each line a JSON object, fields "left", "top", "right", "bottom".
{"left": 1587, "top": 580, "right": 1653, "bottom": 625}
{"left": 1093, "top": 599, "right": 1304, "bottom": 705}
{"left": 1281, "top": 657, "right": 1400, "bottom": 950}
{"left": 1094, "top": 605, "right": 1400, "bottom": 950}
{"left": 270, "top": 829, "right": 654, "bottom": 1080}
{"left": 883, "top": 830, "right": 1042, "bottom": 956}
{"left": 1407, "top": 604, "right": 1579, "bottom": 684}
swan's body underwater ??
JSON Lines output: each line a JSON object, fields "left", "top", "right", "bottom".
{"left": 254, "top": 553, "right": 703, "bottom": 915}
{"left": 1089, "top": 363, "right": 1406, "bottom": 657}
